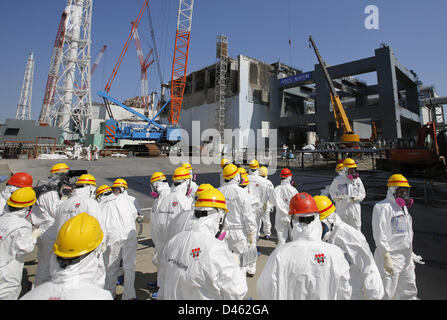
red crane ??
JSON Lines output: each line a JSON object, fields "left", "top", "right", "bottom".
{"left": 39, "top": 11, "right": 67, "bottom": 126}
{"left": 169, "top": 0, "right": 195, "bottom": 125}
{"left": 104, "top": 0, "right": 149, "bottom": 94}
{"left": 132, "top": 24, "right": 154, "bottom": 113}
{"left": 90, "top": 45, "right": 108, "bottom": 79}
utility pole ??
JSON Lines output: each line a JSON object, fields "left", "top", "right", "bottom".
{"left": 16, "top": 52, "right": 35, "bottom": 121}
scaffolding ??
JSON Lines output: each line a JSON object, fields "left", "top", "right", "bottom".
{"left": 43, "top": 0, "right": 93, "bottom": 139}
{"left": 215, "top": 34, "right": 228, "bottom": 142}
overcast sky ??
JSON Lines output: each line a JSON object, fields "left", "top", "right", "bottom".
{"left": 1, "top": 0, "right": 446, "bottom": 121}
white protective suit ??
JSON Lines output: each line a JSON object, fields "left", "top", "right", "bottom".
{"left": 93, "top": 146, "right": 100, "bottom": 161}
{"left": 146, "top": 181, "right": 171, "bottom": 288}
{"left": 150, "top": 180, "right": 192, "bottom": 288}
{"left": 240, "top": 184, "right": 262, "bottom": 275}
{"left": 257, "top": 212, "right": 352, "bottom": 300}
{"left": 259, "top": 175, "right": 274, "bottom": 238}
{"left": 218, "top": 179, "right": 257, "bottom": 273}
{"left": 53, "top": 186, "right": 105, "bottom": 288}
{"left": 31, "top": 189, "right": 61, "bottom": 287}
{"left": 322, "top": 212, "right": 384, "bottom": 300}
{"left": 329, "top": 169, "right": 366, "bottom": 231}
{"left": 98, "top": 193, "right": 138, "bottom": 300}
{"left": 372, "top": 187, "right": 418, "bottom": 300}
{"left": 0, "top": 207, "right": 37, "bottom": 300}
{"left": 122, "top": 190, "right": 141, "bottom": 215}
{"left": 158, "top": 210, "right": 247, "bottom": 300}
{"left": 0, "top": 185, "right": 20, "bottom": 216}
{"left": 86, "top": 146, "right": 91, "bottom": 161}
{"left": 270, "top": 177, "right": 298, "bottom": 246}
{"left": 247, "top": 170, "right": 270, "bottom": 240}
{"left": 20, "top": 246, "right": 113, "bottom": 300}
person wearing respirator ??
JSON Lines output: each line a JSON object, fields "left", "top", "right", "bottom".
{"left": 157, "top": 188, "right": 247, "bottom": 300}
{"left": 218, "top": 164, "right": 257, "bottom": 277}
{"left": 372, "top": 174, "right": 424, "bottom": 300}
{"left": 182, "top": 163, "right": 199, "bottom": 200}
{"left": 20, "top": 213, "right": 112, "bottom": 300}
{"left": 32, "top": 164, "right": 72, "bottom": 287}
{"left": 52, "top": 174, "right": 105, "bottom": 288}
{"left": 149, "top": 167, "right": 193, "bottom": 299}
{"left": 315, "top": 195, "right": 384, "bottom": 300}
{"left": 96, "top": 185, "right": 137, "bottom": 300}
{"left": 329, "top": 158, "right": 366, "bottom": 232}
{"left": 146, "top": 172, "right": 170, "bottom": 292}
{"left": 270, "top": 168, "right": 298, "bottom": 247}
{"left": 257, "top": 192, "right": 351, "bottom": 300}
{"left": 0, "top": 187, "right": 39, "bottom": 300}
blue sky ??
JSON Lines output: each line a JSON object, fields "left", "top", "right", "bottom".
{"left": 1, "top": 0, "right": 447, "bottom": 122}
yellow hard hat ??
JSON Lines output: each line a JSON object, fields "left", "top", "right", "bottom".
{"left": 239, "top": 167, "right": 247, "bottom": 177}
{"left": 223, "top": 163, "right": 239, "bottom": 180}
{"left": 112, "top": 178, "right": 128, "bottom": 189}
{"left": 336, "top": 163, "right": 344, "bottom": 172}
{"left": 76, "top": 174, "right": 97, "bottom": 186}
{"left": 195, "top": 184, "right": 214, "bottom": 197}
{"left": 182, "top": 163, "right": 193, "bottom": 171}
{"left": 7, "top": 187, "right": 36, "bottom": 208}
{"left": 172, "top": 167, "right": 192, "bottom": 181}
{"left": 50, "top": 163, "right": 70, "bottom": 174}
{"left": 387, "top": 174, "right": 411, "bottom": 188}
{"left": 259, "top": 166, "right": 268, "bottom": 177}
{"left": 343, "top": 158, "right": 357, "bottom": 169}
{"left": 96, "top": 185, "right": 112, "bottom": 198}
{"left": 314, "top": 195, "right": 336, "bottom": 221}
{"left": 150, "top": 172, "right": 166, "bottom": 184}
{"left": 221, "top": 158, "right": 230, "bottom": 169}
{"left": 53, "top": 212, "right": 104, "bottom": 259}
{"left": 249, "top": 159, "right": 260, "bottom": 170}
{"left": 195, "top": 188, "right": 228, "bottom": 212}
{"left": 240, "top": 174, "right": 249, "bottom": 186}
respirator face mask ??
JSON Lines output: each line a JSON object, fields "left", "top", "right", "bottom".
{"left": 394, "top": 187, "right": 413, "bottom": 208}
{"left": 347, "top": 168, "right": 359, "bottom": 181}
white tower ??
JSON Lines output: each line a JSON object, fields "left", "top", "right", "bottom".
{"left": 46, "top": 0, "right": 93, "bottom": 139}
{"left": 16, "top": 52, "right": 35, "bottom": 120}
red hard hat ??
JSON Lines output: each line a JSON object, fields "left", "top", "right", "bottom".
{"left": 289, "top": 192, "right": 319, "bottom": 216}
{"left": 7, "top": 172, "right": 33, "bottom": 188}
{"left": 280, "top": 168, "right": 292, "bottom": 178}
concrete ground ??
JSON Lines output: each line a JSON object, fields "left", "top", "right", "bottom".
{"left": 2, "top": 157, "right": 447, "bottom": 300}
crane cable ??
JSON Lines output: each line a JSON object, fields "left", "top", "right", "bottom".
{"left": 288, "top": 0, "right": 292, "bottom": 67}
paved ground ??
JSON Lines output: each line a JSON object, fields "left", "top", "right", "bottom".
{"left": 2, "top": 157, "right": 447, "bottom": 300}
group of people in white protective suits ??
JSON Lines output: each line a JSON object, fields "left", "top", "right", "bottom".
{"left": 0, "top": 157, "right": 424, "bottom": 300}
{"left": 0, "top": 163, "right": 141, "bottom": 300}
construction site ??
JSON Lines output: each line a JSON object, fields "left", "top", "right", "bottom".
{"left": 1, "top": 0, "right": 447, "bottom": 303}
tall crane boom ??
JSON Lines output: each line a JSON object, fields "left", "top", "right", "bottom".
{"left": 104, "top": 0, "right": 149, "bottom": 94}
{"left": 90, "top": 45, "right": 108, "bottom": 77}
{"left": 309, "top": 35, "right": 359, "bottom": 143}
{"left": 169, "top": 0, "right": 194, "bottom": 125}
{"left": 132, "top": 25, "right": 154, "bottom": 114}
{"left": 39, "top": 11, "right": 67, "bottom": 126}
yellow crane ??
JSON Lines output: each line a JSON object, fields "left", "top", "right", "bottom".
{"left": 309, "top": 35, "right": 360, "bottom": 144}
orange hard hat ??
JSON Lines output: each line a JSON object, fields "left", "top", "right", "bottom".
{"left": 289, "top": 192, "right": 319, "bottom": 216}
{"left": 280, "top": 168, "right": 292, "bottom": 178}
{"left": 7, "top": 172, "right": 33, "bottom": 188}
